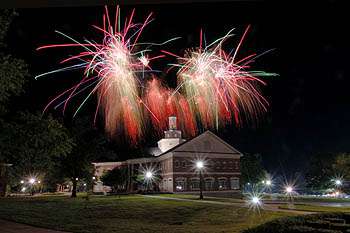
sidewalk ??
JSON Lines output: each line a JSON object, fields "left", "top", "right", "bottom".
{"left": 0, "top": 219, "right": 69, "bottom": 233}
{"left": 143, "top": 195, "right": 314, "bottom": 214}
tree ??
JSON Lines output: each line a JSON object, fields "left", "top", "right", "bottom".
{"left": 333, "top": 153, "right": 350, "bottom": 179}
{"left": 240, "top": 153, "right": 267, "bottom": 186}
{"left": 305, "top": 153, "right": 335, "bottom": 190}
{"left": 0, "top": 10, "right": 28, "bottom": 114}
{"left": 0, "top": 112, "right": 74, "bottom": 188}
{"left": 58, "top": 116, "right": 116, "bottom": 198}
{"left": 101, "top": 167, "right": 128, "bottom": 193}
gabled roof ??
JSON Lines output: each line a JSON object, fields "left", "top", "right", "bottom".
{"left": 157, "top": 130, "right": 242, "bottom": 157}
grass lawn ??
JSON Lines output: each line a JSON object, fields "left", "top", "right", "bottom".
{"left": 279, "top": 203, "right": 350, "bottom": 213}
{"left": 0, "top": 194, "right": 293, "bottom": 233}
{"left": 156, "top": 193, "right": 245, "bottom": 203}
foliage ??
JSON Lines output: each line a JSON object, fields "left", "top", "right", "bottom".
{"left": 0, "top": 112, "right": 74, "bottom": 183}
{"left": 100, "top": 167, "right": 128, "bottom": 192}
{"left": 56, "top": 116, "right": 116, "bottom": 197}
{"left": 332, "top": 153, "right": 350, "bottom": 180}
{"left": 240, "top": 153, "right": 267, "bottom": 185}
{"left": 0, "top": 10, "right": 28, "bottom": 114}
{"left": 305, "top": 153, "right": 336, "bottom": 190}
{"left": 305, "top": 153, "right": 350, "bottom": 190}
{"left": 0, "top": 10, "right": 16, "bottom": 48}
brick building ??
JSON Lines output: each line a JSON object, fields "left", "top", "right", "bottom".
{"left": 93, "top": 117, "right": 242, "bottom": 194}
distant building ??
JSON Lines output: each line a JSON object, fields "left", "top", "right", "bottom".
{"left": 92, "top": 117, "right": 242, "bottom": 194}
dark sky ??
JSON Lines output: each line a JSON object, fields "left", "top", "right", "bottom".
{"left": 4, "top": 0, "right": 350, "bottom": 174}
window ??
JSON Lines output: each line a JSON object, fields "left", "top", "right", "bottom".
{"left": 175, "top": 178, "right": 186, "bottom": 191}
{"left": 230, "top": 178, "right": 240, "bottom": 190}
{"left": 218, "top": 178, "right": 227, "bottom": 190}
{"left": 204, "top": 178, "right": 214, "bottom": 191}
{"left": 190, "top": 178, "right": 200, "bottom": 190}
{"left": 175, "top": 161, "right": 180, "bottom": 168}
{"left": 182, "top": 161, "right": 186, "bottom": 168}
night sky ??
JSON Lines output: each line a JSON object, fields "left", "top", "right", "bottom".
{"left": 4, "top": 0, "right": 350, "bottom": 175}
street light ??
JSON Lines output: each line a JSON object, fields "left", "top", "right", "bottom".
{"left": 145, "top": 171, "right": 153, "bottom": 179}
{"left": 29, "top": 178, "right": 36, "bottom": 184}
{"left": 196, "top": 161, "right": 204, "bottom": 200}
{"left": 285, "top": 186, "right": 293, "bottom": 194}
{"left": 335, "top": 179, "right": 342, "bottom": 186}
{"left": 251, "top": 196, "right": 261, "bottom": 205}
{"left": 265, "top": 180, "right": 272, "bottom": 186}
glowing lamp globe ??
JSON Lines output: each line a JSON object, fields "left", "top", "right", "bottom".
{"left": 266, "top": 180, "right": 272, "bottom": 186}
{"left": 196, "top": 161, "right": 204, "bottom": 169}
{"left": 252, "top": 196, "right": 260, "bottom": 204}
{"left": 20, "top": 180, "right": 24, "bottom": 184}
{"left": 335, "top": 179, "right": 342, "bottom": 186}
{"left": 145, "top": 171, "right": 153, "bottom": 179}
{"left": 285, "top": 186, "right": 293, "bottom": 193}
{"left": 29, "top": 178, "right": 36, "bottom": 184}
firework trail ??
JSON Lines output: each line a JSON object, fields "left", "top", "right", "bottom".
{"left": 36, "top": 6, "right": 172, "bottom": 142}
{"left": 164, "top": 26, "right": 277, "bottom": 130}
{"left": 143, "top": 78, "right": 197, "bottom": 137}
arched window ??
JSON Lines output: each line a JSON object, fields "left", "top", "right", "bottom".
{"left": 204, "top": 177, "right": 214, "bottom": 191}
{"left": 230, "top": 177, "right": 240, "bottom": 190}
{"left": 175, "top": 177, "right": 186, "bottom": 191}
{"left": 190, "top": 178, "right": 200, "bottom": 190}
{"left": 218, "top": 178, "right": 228, "bottom": 190}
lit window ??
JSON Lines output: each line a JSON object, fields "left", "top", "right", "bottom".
{"left": 218, "top": 178, "right": 227, "bottom": 190}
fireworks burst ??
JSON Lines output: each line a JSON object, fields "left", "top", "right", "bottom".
{"left": 36, "top": 6, "right": 172, "bottom": 142}
{"left": 143, "top": 78, "right": 197, "bottom": 136}
{"left": 37, "top": 6, "right": 275, "bottom": 142}
{"left": 165, "top": 26, "right": 277, "bottom": 129}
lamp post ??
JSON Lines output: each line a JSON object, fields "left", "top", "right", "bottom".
{"left": 29, "top": 178, "right": 36, "bottom": 195}
{"left": 196, "top": 161, "right": 204, "bottom": 200}
{"left": 145, "top": 171, "right": 153, "bottom": 193}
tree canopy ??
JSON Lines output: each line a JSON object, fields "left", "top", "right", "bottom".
{"left": 240, "top": 153, "right": 267, "bottom": 186}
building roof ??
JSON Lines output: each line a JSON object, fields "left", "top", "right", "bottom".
{"left": 155, "top": 130, "right": 242, "bottom": 157}
{"left": 92, "top": 130, "right": 242, "bottom": 167}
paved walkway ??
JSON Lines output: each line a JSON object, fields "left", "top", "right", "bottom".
{"left": 143, "top": 195, "right": 314, "bottom": 214}
{"left": 0, "top": 219, "right": 69, "bottom": 233}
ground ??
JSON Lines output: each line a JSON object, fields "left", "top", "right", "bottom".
{"left": 0, "top": 194, "right": 292, "bottom": 233}
{"left": 1, "top": 194, "right": 349, "bottom": 233}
